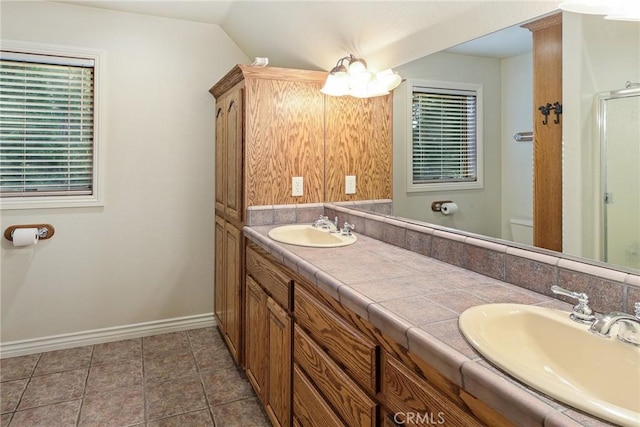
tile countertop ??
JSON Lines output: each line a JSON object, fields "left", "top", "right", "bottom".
{"left": 244, "top": 225, "right": 619, "bottom": 427}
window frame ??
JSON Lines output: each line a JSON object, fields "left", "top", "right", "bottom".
{"left": 0, "top": 39, "right": 105, "bottom": 210}
{"left": 406, "top": 79, "right": 484, "bottom": 193}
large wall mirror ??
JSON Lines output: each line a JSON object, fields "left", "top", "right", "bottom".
{"left": 352, "top": 10, "right": 640, "bottom": 273}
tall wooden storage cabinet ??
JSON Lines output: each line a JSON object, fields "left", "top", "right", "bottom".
{"left": 213, "top": 82, "right": 244, "bottom": 363}
{"left": 210, "top": 66, "right": 328, "bottom": 366}
{"left": 209, "top": 63, "right": 393, "bottom": 393}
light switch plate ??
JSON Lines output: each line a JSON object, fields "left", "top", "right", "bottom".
{"left": 345, "top": 175, "right": 356, "bottom": 194}
{"left": 292, "top": 176, "right": 303, "bottom": 197}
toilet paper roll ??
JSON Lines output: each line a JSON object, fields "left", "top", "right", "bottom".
{"left": 12, "top": 228, "right": 39, "bottom": 247}
{"left": 441, "top": 202, "right": 458, "bottom": 215}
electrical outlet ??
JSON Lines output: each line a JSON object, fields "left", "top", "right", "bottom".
{"left": 345, "top": 175, "right": 356, "bottom": 194}
{"left": 292, "top": 176, "right": 303, "bottom": 197}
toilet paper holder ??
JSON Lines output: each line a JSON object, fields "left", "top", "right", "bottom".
{"left": 4, "top": 224, "right": 55, "bottom": 242}
{"left": 431, "top": 200, "right": 453, "bottom": 212}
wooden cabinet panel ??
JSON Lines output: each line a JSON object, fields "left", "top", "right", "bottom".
{"left": 325, "top": 94, "right": 393, "bottom": 202}
{"left": 214, "top": 217, "right": 242, "bottom": 364}
{"left": 294, "top": 285, "right": 378, "bottom": 395}
{"left": 266, "top": 297, "right": 292, "bottom": 427}
{"left": 214, "top": 215, "right": 225, "bottom": 326}
{"left": 244, "top": 242, "right": 293, "bottom": 427}
{"left": 246, "top": 245, "right": 291, "bottom": 309}
{"left": 381, "top": 352, "right": 483, "bottom": 427}
{"left": 215, "top": 102, "right": 226, "bottom": 213}
{"left": 244, "top": 77, "right": 325, "bottom": 207}
{"left": 294, "top": 325, "right": 377, "bottom": 427}
{"left": 225, "top": 88, "right": 243, "bottom": 222}
{"left": 245, "top": 275, "right": 267, "bottom": 402}
{"left": 293, "top": 364, "right": 344, "bottom": 427}
{"left": 223, "top": 222, "right": 242, "bottom": 363}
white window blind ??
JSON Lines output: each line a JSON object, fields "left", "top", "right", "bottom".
{"left": 411, "top": 87, "right": 478, "bottom": 185}
{"left": 0, "top": 51, "right": 95, "bottom": 198}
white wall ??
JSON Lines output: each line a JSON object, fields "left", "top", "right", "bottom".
{"left": 501, "top": 53, "right": 533, "bottom": 240}
{"left": 0, "top": 1, "right": 249, "bottom": 343}
{"left": 563, "top": 13, "right": 640, "bottom": 261}
{"left": 393, "top": 52, "right": 502, "bottom": 238}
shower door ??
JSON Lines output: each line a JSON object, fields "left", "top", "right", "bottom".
{"left": 600, "top": 88, "right": 640, "bottom": 270}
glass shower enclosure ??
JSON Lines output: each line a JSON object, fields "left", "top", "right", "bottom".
{"left": 599, "top": 84, "right": 640, "bottom": 270}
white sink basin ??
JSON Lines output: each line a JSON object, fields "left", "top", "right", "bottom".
{"left": 267, "top": 224, "right": 357, "bottom": 248}
{"left": 459, "top": 304, "right": 640, "bottom": 426}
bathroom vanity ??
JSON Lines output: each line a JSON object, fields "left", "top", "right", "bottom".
{"left": 239, "top": 203, "right": 639, "bottom": 427}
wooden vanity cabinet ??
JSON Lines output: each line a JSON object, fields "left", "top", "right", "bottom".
{"left": 244, "top": 242, "right": 518, "bottom": 427}
{"left": 245, "top": 243, "right": 293, "bottom": 427}
{"left": 213, "top": 215, "right": 242, "bottom": 363}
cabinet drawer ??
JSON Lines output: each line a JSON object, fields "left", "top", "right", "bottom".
{"left": 293, "top": 364, "right": 344, "bottom": 427}
{"left": 381, "top": 352, "right": 483, "bottom": 427}
{"left": 294, "top": 325, "right": 376, "bottom": 427}
{"left": 246, "top": 245, "right": 291, "bottom": 310}
{"left": 294, "top": 285, "right": 378, "bottom": 394}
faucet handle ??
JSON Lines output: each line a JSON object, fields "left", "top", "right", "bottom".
{"left": 341, "top": 222, "right": 355, "bottom": 235}
{"left": 550, "top": 285, "right": 596, "bottom": 323}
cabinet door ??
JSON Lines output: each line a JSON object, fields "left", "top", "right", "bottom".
{"left": 225, "top": 88, "right": 243, "bottom": 222}
{"left": 215, "top": 101, "right": 226, "bottom": 214}
{"left": 324, "top": 94, "right": 392, "bottom": 202}
{"left": 224, "top": 222, "right": 242, "bottom": 363}
{"left": 245, "top": 275, "right": 267, "bottom": 403}
{"left": 214, "top": 215, "right": 226, "bottom": 328}
{"left": 266, "top": 297, "right": 292, "bottom": 427}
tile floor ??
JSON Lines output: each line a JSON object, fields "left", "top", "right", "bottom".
{"left": 0, "top": 327, "right": 270, "bottom": 426}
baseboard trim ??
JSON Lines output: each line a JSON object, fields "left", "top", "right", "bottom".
{"left": 0, "top": 313, "right": 216, "bottom": 359}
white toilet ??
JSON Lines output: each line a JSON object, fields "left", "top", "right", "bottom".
{"left": 510, "top": 218, "right": 533, "bottom": 245}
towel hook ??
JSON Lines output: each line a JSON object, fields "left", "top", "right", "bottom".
{"left": 538, "top": 103, "right": 552, "bottom": 125}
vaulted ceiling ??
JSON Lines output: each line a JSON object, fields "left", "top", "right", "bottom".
{"left": 53, "top": 1, "right": 560, "bottom": 71}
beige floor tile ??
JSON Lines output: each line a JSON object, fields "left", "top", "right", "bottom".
{"left": 91, "top": 339, "right": 141, "bottom": 365}
{"left": 33, "top": 347, "right": 93, "bottom": 376}
{"left": 146, "top": 409, "right": 214, "bottom": 426}
{"left": 211, "top": 397, "right": 270, "bottom": 427}
{"left": 85, "top": 358, "right": 143, "bottom": 395}
{"left": 10, "top": 400, "right": 81, "bottom": 427}
{"left": 18, "top": 369, "right": 88, "bottom": 410}
{"left": 78, "top": 386, "right": 144, "bottom": 426}
{"left": 146, "top": 375, "right": 208, "bottom": 421}
{"left": 200, "top": 367, "right": 254, "bottom": 407}
{"left": 0, "top": 354, "right": 40, "bottom": 382}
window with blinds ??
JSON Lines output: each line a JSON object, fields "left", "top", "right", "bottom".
{"left": 409, "top": 82, "right": 483, "bottom": 192}
{"left": 0, "top": 49, "right": 98, "bottom": 205}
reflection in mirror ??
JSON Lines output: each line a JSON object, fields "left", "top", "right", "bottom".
{"left": 353, "top": 12, "right": 640, "bottom": 272}
{"left": 598, "top": 86, "right": 640, "bottom": 270}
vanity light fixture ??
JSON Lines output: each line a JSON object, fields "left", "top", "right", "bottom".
{"left": 321, "top": 54, "right": 402, "bottom": 98}
{"left": 559, "top": 0, "right": 640, "bottom": 21}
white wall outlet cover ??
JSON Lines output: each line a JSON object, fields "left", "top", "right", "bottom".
{"left": 292, "top": 176, "right": 303, "bottom": 197}
{"left": 345, "top": 175, "right": 356, "bottom": 194}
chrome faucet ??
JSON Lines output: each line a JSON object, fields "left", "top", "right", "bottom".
{"left": 589, "top": 303, "right": 640, "bottom": 346}
{"left": 312, "top": 215, "right": 338, "bottom": 232}
{"left": 550, "top": 285, "right": 596, "bottom": 323}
